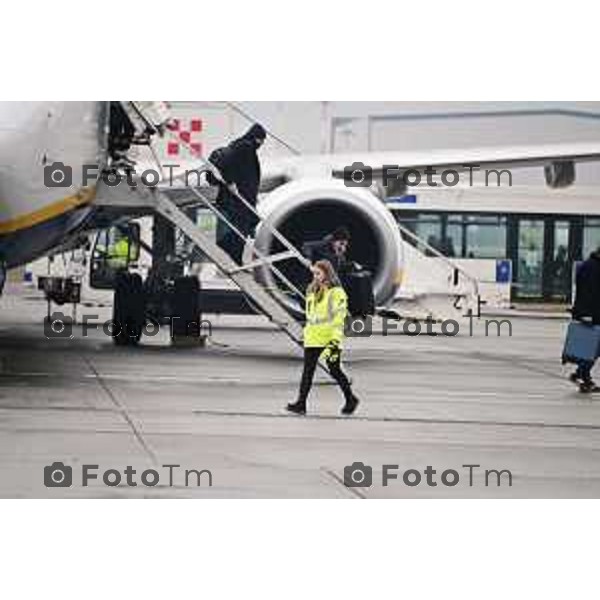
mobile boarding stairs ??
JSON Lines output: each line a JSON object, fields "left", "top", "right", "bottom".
{"left": 95, "top": 102, "right": 479, "bottom": 351}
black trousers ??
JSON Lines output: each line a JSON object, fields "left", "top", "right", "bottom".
{"left": 216, "top": 227, "right": 245, "bottom": 265}
{"left": 297, "top": 347, "right": 353, "bottom": 405}
{"left": 575, "top": 359, "right": 594, "bottom": 383}
{"left": 215, "top": 201, "right": 258, "bottom": 266}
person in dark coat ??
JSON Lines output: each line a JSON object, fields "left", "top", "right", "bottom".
{"left": 570, "top": 248, "right": 600, "bottom": 392}
{"left": 302, "top": 227, "right": 352, "bottom": 277}
{"left": 209, "top": 124, "right": 267, "bottom": 265}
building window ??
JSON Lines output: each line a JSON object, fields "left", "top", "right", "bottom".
{"left": 446, "top": 215, "right": 465, "bottom": 258}
{"left": 583, "top": 218, "right": 600, "bottom": 258}
{"left": 464, "top": 215, "right": 507, "bottom": 259}
{"left": 396, "top": 213, "right": 443, "bottom": 255}
{"left": 395, "top": 212, "right": 508, "bottom": 259}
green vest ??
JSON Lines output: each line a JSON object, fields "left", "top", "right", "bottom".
{"left": 113, "top": 239, "right": 130, "bottom": 259}
{"left": 108, "top": 239, "right": 130, "bottom": 269}
{"left": 303, "top": 286, "right": 348, "bottom": 348}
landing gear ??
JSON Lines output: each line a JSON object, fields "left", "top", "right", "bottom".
{"left": 112, "top": 271, "right": 145, "bottom": 346}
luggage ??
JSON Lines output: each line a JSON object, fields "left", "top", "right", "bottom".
{"left": 113, "top": 272, "right": 145, "bottom": 346}
{"left": 343, "top": 270, "right": 375, "bottom": 317}
{"left": 561, "top": 321, "right": 600, "bottom": 364}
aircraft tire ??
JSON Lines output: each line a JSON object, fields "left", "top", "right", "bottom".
{"left": 171, "top": 276, "right": 201, "bottom": 342}
{"left": 112, "top": 271, "right": 145, "bottom": 346}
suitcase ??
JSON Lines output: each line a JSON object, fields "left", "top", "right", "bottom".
{"left": 343, "top": 270, "right": 375, "bottom": 317}
{"left": 561, "top": 321, "right": 600, "bottom": 364}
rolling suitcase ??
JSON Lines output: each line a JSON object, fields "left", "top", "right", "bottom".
{"left": 561, "top": 321, "right": 600, "bottom": 364}
{"left": 343, "top": 270, "right": 375, "bottom": 317}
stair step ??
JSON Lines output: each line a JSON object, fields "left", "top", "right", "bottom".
{"left": 151, "top": 189, "right": 304, "bottom": 347}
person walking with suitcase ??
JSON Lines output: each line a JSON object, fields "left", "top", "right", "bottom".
{"left": 286, "top": 260, "right": 360, "bottom": 416}
{"left": 302, "top": 227, "right": 351, "bottom": 277}
{"left": 302, "top": 227, "right": 375, "bottom": 317}
{"left": 567, "top": 248, "right": 600, "bottom": 392}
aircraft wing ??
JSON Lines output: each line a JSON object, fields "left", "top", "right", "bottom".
{"left": 146, "top": 141, "right": 600, "bottom": 193}
{"left": 261, "top": 141, "right": 600, "bottom": 186}
{"left": 330, "top": 142, "right": 600, "bottom": 177}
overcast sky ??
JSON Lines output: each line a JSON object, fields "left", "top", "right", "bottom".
{"left": 172, "top": 101, "right": 600, "bottom": 186}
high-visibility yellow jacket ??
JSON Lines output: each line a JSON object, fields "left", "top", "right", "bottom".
{"left": 108, "top": 238, "right": 130, "bottom": 269}
{"left": 113, "top": 238, "right": 130, "bottom": 259}
{"left": 303, "top": 286, "right": 348, "bottom": 349}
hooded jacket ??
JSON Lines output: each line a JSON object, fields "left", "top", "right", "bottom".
{"left": 210, "top": 124, "right": 266, "bottom": 232}
{"left": 573, "top": 251, "right": 600, "bottom": 324}
{"left": 222, "top": 124, "right": 265, "bottom": 203}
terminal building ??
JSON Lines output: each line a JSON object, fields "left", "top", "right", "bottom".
{"left": 387, "top": 186, "right": 600, "bottom": 303}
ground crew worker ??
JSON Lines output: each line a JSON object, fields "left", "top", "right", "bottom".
{"left": 108, "top": 236, "right": 130, "bottom": 270}
{"left": 286, "top": 259, "right": 360, "bottom": 416}
{"left": 303, "top": 227, "right": 352, "bottom": 277}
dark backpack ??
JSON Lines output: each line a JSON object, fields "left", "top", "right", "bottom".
{"left": 207, "top": 146, "right": 233, "bottom": 186}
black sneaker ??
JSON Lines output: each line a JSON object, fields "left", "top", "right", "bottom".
{"left": 569, "top": 372, "right": 582, "bottom": 385}
{"left": 286, "top": 401, "right": 306, "bottom": 415}
{"left": 579, "top": 381, "right": 600, "bottom": 394}
{"left": 341, "top": 395, "right": 359, "bottom": 416}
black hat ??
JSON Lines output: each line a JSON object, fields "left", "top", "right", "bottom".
{"left": 245, "top": 123, "right": 267, "bottom": 141}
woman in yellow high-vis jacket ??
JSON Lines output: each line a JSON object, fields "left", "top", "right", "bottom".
{"left": 287, "top": 260, "right": 359, "bottom": 416}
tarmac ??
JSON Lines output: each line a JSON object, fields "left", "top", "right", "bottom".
{"left": 1, "top": 286, "right": 599, "bottom": 498}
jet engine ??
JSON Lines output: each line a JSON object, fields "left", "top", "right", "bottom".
{"left": 545, "top": 160, "right": 576, "bottom": 189}
{"left": 252, "top": 179, "right": 404, "bottom": 313}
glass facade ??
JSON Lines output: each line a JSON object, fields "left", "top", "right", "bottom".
{"left": 551, "top": 221, "right": 571, "bottom": 298}
{"left": 583, "top": 218, "right": 600, "bottom": 258}
{"left": 517, "top": 219, "right": 545, "bottom": 297}
{"left": 396, "top": 212, "right": 507, "bottom": 260}
{"left": 398, "top": 213, "right": 442, "bottom": 256}
{"left": 393, "top": 210, "right": 592, "bottom": 302}
{"left": 465, "top": 216, "right": 507, "bottom": 259}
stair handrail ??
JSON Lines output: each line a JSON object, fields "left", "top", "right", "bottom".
{"left": 396, "top": 220, "right": 480, "bottom": 299}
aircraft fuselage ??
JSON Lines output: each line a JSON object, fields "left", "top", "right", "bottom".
{"left": 0, "top": 101, "right": 107, "bottom": 267}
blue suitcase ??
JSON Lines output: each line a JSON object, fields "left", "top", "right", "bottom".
{"left": 561, "top": 321, "right": 600, "bottom": 364}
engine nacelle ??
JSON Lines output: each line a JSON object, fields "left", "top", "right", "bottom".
{"left": 545, "top": 160, "right": 576, "bottom": 189}
{"left": 252, "top": 179, "right": 404, "bottom": 313}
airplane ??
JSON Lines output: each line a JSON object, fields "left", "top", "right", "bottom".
{"left": 2, "top": 101, "right": 600, "bottom": 341}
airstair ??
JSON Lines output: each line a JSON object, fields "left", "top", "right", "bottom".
{"left": 394, "top": 223, "right": 480, "bottom": 321}
{"left": 112, "top": 101, "right": 312, "bottom": 348}
{"left": 107, "top": 101, "right": 480, "bottom": 339}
